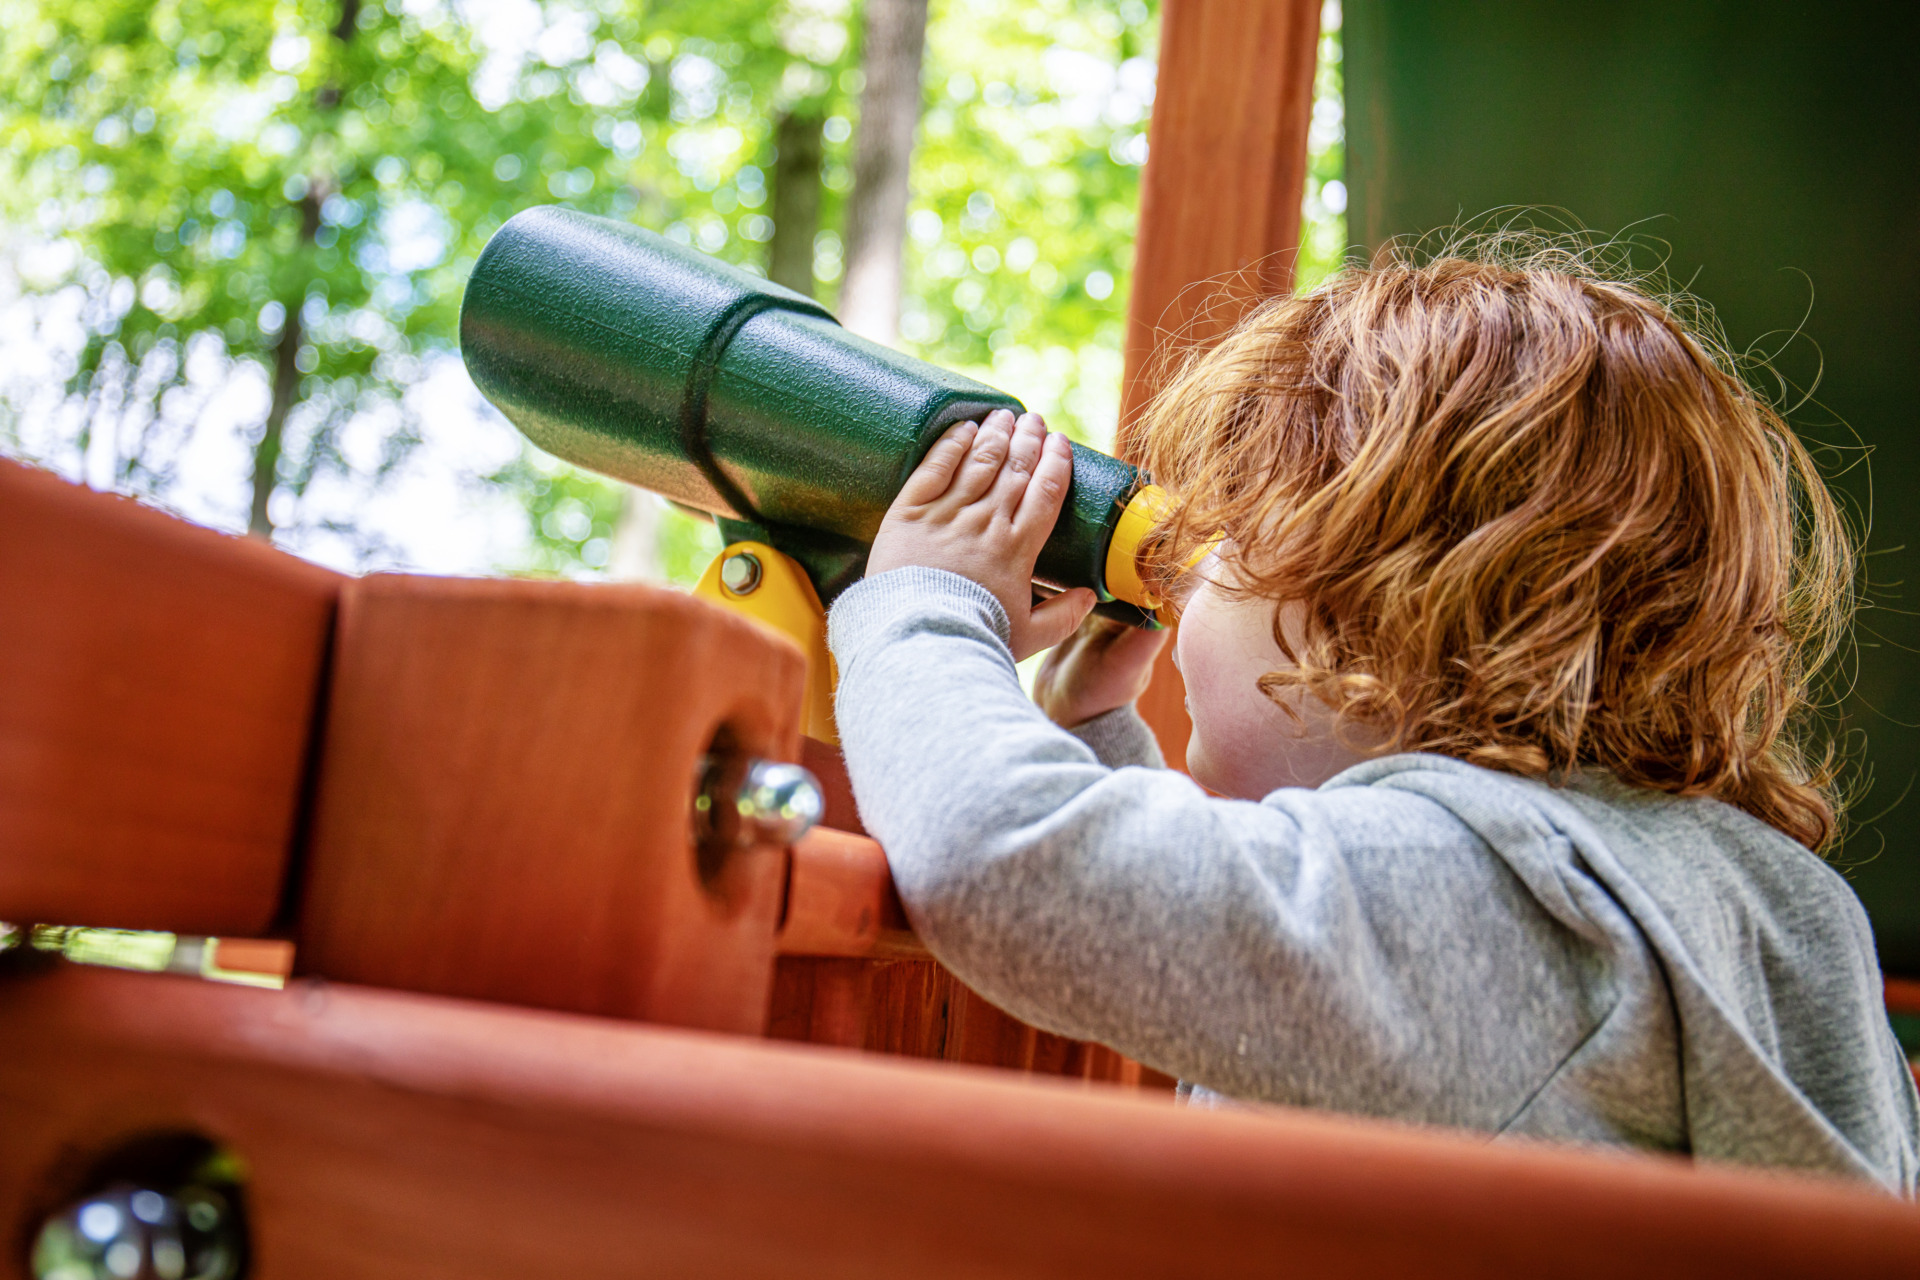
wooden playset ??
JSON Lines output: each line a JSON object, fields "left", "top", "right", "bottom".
{"left": 3, "top": 3, "right": 1916, "bottom": 1275}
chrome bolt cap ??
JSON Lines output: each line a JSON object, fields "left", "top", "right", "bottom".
{"left": 734, "top": 760, "right": 824, "bottom": 846}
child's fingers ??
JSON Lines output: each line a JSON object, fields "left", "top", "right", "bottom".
{"left": 895, "top": 420, "right": 978, "bottom": 506}
{"left": 1105, "top": 618, "right": 1172, "bottom": 671}
{"left": 940, "top": 408, "right": 1016, "bottom": 506}
{"left": 988, "top": 412, "right": 1049, "bottom": 511}
{"left": 1012, "top": 429, "right": 1074, "bottom": 539}
{"left": 1023, "top": 587, "right": 1098, "bottom": 657}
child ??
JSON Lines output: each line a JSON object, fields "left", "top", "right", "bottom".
{"left": 826, "top": 245, "right": 1920, "bottom": 1192}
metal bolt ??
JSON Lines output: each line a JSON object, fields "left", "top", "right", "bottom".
{"left": 694, "top": 755, "right": 823, "bottom": 852}
{"left": 719, "top": 551, "right": 762, "bottom": 595}
{"left": 33, "top": 1183, "right": 243, "bottom": 1280}
{"left": 734, "top": 759, "right": 825, "bottom": 846}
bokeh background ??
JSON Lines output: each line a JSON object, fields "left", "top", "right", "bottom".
{"left": 0, "top": 0, "right": 1345, "bottom": 586}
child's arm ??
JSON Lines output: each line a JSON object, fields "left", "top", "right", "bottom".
{"left": 1038, "top": 615, "right": 1169, "bottom": 770}
{"left": 1062, "top": 703, "right": 1166, "bottom": 771}
{"left": 834, "top": 411, "right": 1594, "bottom": 1120}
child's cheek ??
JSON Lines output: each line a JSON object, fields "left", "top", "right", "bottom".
{"left": 1178, "top": 620, "right": 1294, "bottom": 798}
{"left": 1178, "top": 590, "right": 1370, "bottom": 797}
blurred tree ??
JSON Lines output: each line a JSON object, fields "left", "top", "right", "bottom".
{"left": 838, "top": 0, "right": 930, "bottom": 343}
{"left": 0, "top": 0, "right": 854, "bottom": 570}
{"left": 0, "top": 0, "right": 1339, "bottom": 581}
{"left": 894, "top": 0, "right": 1343, "bottom": 451}
{"left": 890, "top": 0, "right": 1157, "bottom": 450}
{"left": 767, "top": 107, "right": 826, "bottom": 296}
{"left": 4, "top": 0, "right": 530, "bottom": 554}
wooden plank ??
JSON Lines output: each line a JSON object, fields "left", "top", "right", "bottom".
{"left": 766, "top": 956, "right": 879, "bottom": 1048}
{"left": 778, "top": 826, "right": 924, "bottom": 960}
{"left": 295, "top": 573, "right": 805, "bottom": 1034}
{"left": 0, "top": 459, "right": 338, "bottom": 935}
{"left": 1116, "top": 0, "right": 1323, "bottom": 768}
{"left": 3, "top": 965, "right": 1915, "bottom": 1279}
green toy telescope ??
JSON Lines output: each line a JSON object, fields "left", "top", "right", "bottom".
{"left": 460, "top": 206, "right": 1162, "bottom": 621}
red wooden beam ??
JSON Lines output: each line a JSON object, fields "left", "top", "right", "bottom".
{"left": 3, "top": 965, "right": 1914, "bottom": 1279}
{"left": 779, "top": 826, "right": 924, "bottom": 960}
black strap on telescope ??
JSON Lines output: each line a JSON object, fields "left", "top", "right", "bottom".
{"left": 679, "top": 295, "right": 810, "bottom": 526}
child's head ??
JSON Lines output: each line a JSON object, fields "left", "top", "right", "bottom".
{"left": 1139, "top": 237, "right": 1855, "bottom": 849}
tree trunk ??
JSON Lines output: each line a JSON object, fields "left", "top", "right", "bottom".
{"left": 248, "top": 301, "right": 303, "bottom": 539}
{"left": 768, "top": 111, "right": 825, "bottom": 298}
{"left": 248, "top": 0, "right": 355, "bottom": 540}
{"left": 837, "top": 0, "right": 929, "bottom": 345}
{"left": 331, "top": 0, "right": 361, "bottom": 40}
{"left": 248, "top": 190, "right": 321, "bottom": 540}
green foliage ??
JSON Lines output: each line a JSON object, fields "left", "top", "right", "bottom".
{"left": 0, "top": 0, "right": 861, "bottom": 566}
{"left": 485, "top": 448, "right": 721, "bottom": 580}
{"left": 892, "top": 0, "right": 1157, "bottom": 450}
{"left": 4, "top": 0, "right": 511, "bottom": 526}
{"left": 1297, "top": 4, "right": 1347, "bottom": 291}
{"left": 487, "top": 449, "right": 629, "bottom": 576}
{"left": 893, "top": 0, "right": 1345, "bottom": 448}
{"left": 1, "top": 0, "right": 1344, "bottom": 583}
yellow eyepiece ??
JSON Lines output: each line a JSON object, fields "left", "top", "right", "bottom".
{"left": 1104, "top": 485, "right": 1169, "bottom": 609}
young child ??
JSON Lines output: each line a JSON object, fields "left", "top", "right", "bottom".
{"left": 825, "top": 246, "right": 1920, "bottom": 1192}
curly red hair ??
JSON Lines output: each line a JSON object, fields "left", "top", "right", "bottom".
{"left": 1137, "top": 237, "right": 1856, "bottom": 850}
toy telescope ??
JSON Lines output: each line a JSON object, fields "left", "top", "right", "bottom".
{"left": 461, "top": 206, "right": 1163, "bottom": 739}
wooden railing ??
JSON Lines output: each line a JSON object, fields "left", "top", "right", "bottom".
{"left": 6, "top": 445, "right": 1920, "bottom": 1277}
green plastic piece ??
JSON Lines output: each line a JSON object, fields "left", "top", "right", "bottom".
{"left": 461, "top": 206, "right": 1145, "bottom": 611}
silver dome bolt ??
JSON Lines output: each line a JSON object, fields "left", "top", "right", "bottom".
{"left": 734, "top": 759, "right": 824, "bottom": 846}
{"left": 33, "top": 1182, "right": 242, "bottom": 1280}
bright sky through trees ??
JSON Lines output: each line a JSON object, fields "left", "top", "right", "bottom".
{"left": 1, "top": 0, "right": 1344, "bottom": 584}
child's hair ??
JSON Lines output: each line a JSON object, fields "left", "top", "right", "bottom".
{"left": 1137, "top": 232, "right": 1857, "bottom": 850}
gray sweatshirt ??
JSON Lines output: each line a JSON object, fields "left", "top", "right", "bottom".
{"left": 828, "top": 568, "right": 1920, "bottom": 1192}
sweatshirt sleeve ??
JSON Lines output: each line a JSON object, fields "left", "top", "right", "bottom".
{"left": 1066, "top": 705, "right": 1166, "bottom": 770}
{"left": 826, "top": 568, "right": 1600, "bottom": 1126}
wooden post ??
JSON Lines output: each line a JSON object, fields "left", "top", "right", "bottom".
{"left": 1117, "top": 0, "right": 1323, "bottom": 769}
{"left": 295, "top": 574, "right": 805, "bottom": 1034}
{"left": 0, "top": 460, "right": 338, "bottom": 935}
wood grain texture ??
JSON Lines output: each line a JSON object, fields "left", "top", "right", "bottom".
{"left": 295, "top": 573, "right": 805, "bottom": 1033}
{"left": 1120, "top": 0, "right": 1323, "bottom": 392}
{"left": 0, "top": 459, "right": 338, "bottom": 935}
{"left": 1117, "top": 0, "right": 1323, "bottom": 769}
{"left": 4, "top": 965, "right": 1915, "bottom": 1280}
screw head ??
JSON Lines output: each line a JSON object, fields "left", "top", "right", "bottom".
{"left": 719, "top": 551, "right": 762, "bottom": 595}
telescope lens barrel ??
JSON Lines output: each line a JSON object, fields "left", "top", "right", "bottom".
{"left": 461, "top": 206, "right": 1148, "bottom": 611}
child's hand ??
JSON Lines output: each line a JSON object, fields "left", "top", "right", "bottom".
{"left": 1034, "top": 613, "right": 1170, "bottom": 727}
{"left": 867, "top": 408, "right": 1097, "bottom": 660}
